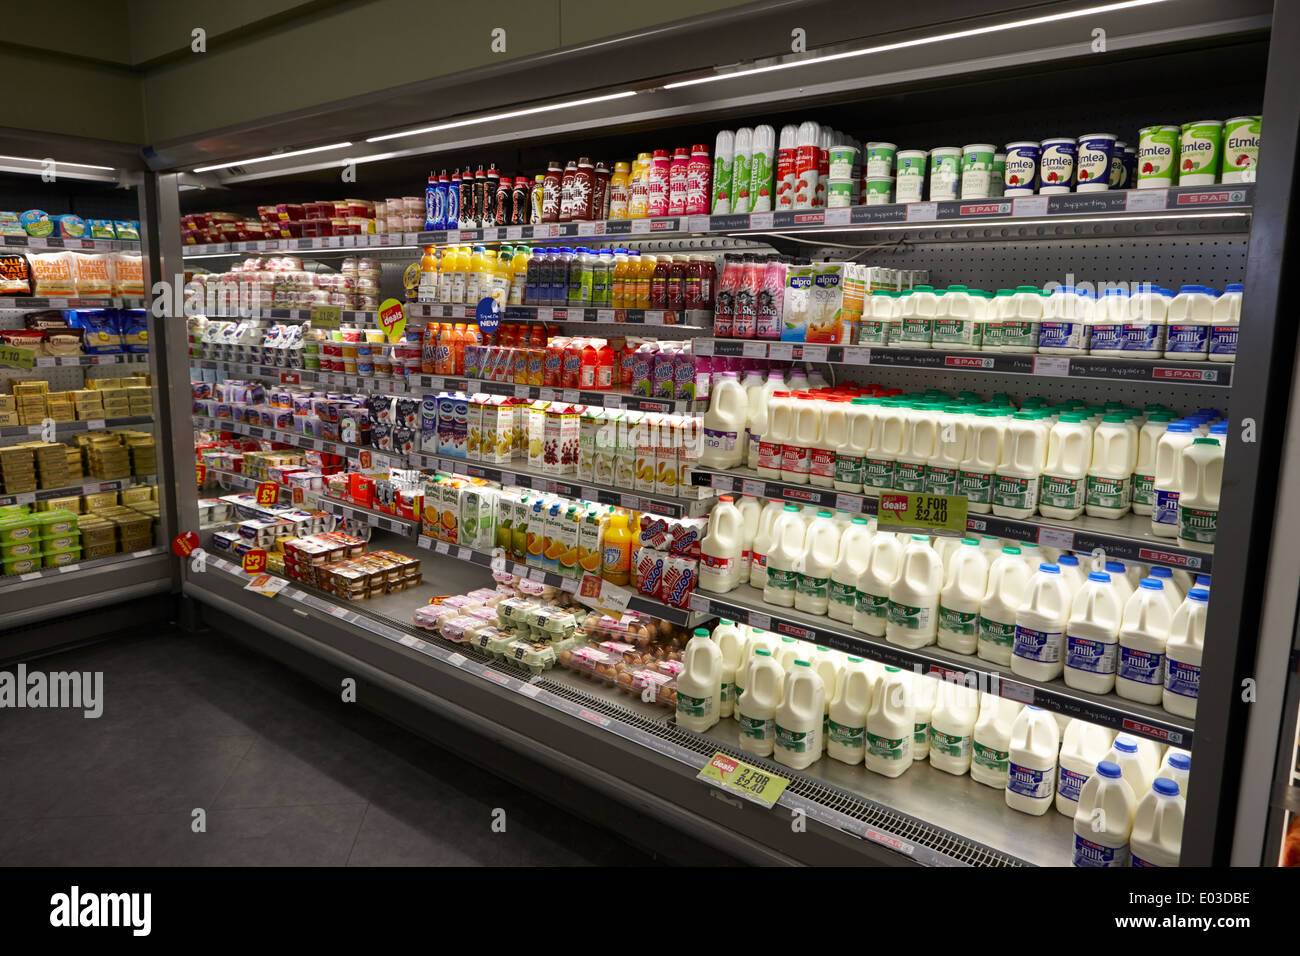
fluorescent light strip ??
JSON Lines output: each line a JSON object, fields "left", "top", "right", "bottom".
{"left": 664, "top": 0, "right": 1171, "bottom": 89}
{"left": 193, "top": 142, "right": 353, "bottom": 174}
{"left": 0, "top": 154, "right": 116, "bottom": 171}
{"left": 366, "top": 91, "right": 638, "bottom": 143}
{"left": 748, "top": 210, "right": 1251, "bottom": 236}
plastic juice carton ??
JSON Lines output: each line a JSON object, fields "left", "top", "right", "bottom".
{"left": 525, "top": 401, "right": 550, "bottom": 470}
{"left": 594, "top": 411, "right": 619, "bottom": 484}
{"left": 557, "top": 506, "right": 582, "bottom": 579}
{"left": 482, "top": 397, "right": 513, "bottom": 464}
{"left": 656, "top": 415, "right": 680, "bottom": 497}
{"left": 578, "top": 408, "right": 605, "bottom": 481}
{"left": 459, "top": 485, "right": 497, "bottom": 550}
{"left": 543, "top": 404, "right": 580, "bottom": 476}
{"left": 577, "top": 507, "right": 607, "bottom": 576}
{"left": 637, "top": 415, "right": 662, "bottom": 493}
{"left": 617, "top": 412, "right": 643, "bottom": 487}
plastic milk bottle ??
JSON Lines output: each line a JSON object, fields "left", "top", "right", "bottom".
{"left": 1012, "top": 563, "right": 1072, "bottom": 681}
{"left": 763, "top": 505, "right": 806, "bottom": 608}
{"left": 1116, "top": 579, "right": 1171, "bottom": 704}
{"left": 1072, "top": 760, "right": 1137, "bottom": 866}
{"left": 1057, "top": 718, "right": 1116, "bottom": 817}
{"left": 929, "top": 678, "right": 980, "bottom": 775}
{"left": 853, "top": 532, "right": 903, "bottom": 636}
{"left": 773, "top": 658, "right": 825, "bottom": 770}
{"left": 737, "top": 648, "right": 784, "bottom": 757}
{"left": 979, "top": 546, "right": 1032, "bottom": 665}
{"left": 676, "top": 629, "right": 723, "bottom": 732}
{"left": 713, "top": 620, "right": 746, "bottom": 718}
{"left": 1163, "top": 587, "right": 1208, "bottom": 718}
{"left": 1005, "top": 706, "right": 1060, "bottom": 816}
{"left": 938, "top": 537, "right": 989, "bottom": 654}
{"left": 828, "top": 516, "right": 872, "bottom": 623}
{"left": 886, "top": 535, "right": 943, "bottom": 649}
{"left": 827, "top": 655, "right": 872, "bottom": 765}
{"left": 972, "top": 694, "right": 1023, "bottom": 788}
{"left": 865, "top": 667, "right": 914, "bottom": 778}
{"left": 1130, "top": 778, "right": 1185, "bottom": 867}
{"left": 1064, "top": 571, "right": 1123, "bottom": 693}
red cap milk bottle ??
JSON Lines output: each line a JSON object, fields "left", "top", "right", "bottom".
{"left": 699, "top": 495, "right": 744, "bottom": 594}
{"left": 1072, "top": 760, "right": 1137, "bottom": 866}
{"left": 757, "top": 390, "right": 793, "bottom": 479}
{"left": 780, "top": 391, "right": 823, "bottom": 485}
{"left": 1005, "top": 705, "right": 1060, "bottom": 815}
{"left": 745, "top": 369, "right": 784, "bottom": 470}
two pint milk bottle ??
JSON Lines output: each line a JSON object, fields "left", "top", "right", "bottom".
{"left": 886, "top": 535, "right": 943, "bottom": 649}
{"left": 737, "top": 648, "right": 784, "bottom": 757}
{"left": 1012, "top": 563, "right": 1072, "bottom": 681}
{"left": 1072, "top": 760, "right": 1137, "bottom": 866}
{"left": 1130, "top": 778, "right": 1185, "bottom": 866}
{"left": 1164, "top": 587, "right": 1208, "bottom": 718}
{"left": 676, "top": 628, "right": 723, "bottom": 732}
{"left": 713, "top": 620, "right": 746, "bottom": 718}
{"left": 773, "top": 658, "right": 825, "bottom": 770}
{"left": 763, "top": 505, "right": 806, "bottom": 608}
{"left": 1005, "top": 706, "right": 1060, "bottom": 816}
{"left": 699, "top": 495, "right": 744, "bottom": 593}
{"left": 1064, "top": 571, "right": 1123, "bottom": 693}
{"left": 865, "top": 666, "right": 914, "bottom": 778}
{"left": 1116, "top": 579, "right": 1171, "bottom": 704}
{"left": 1057, "top": 718, "right": 1116, "bottom": 817}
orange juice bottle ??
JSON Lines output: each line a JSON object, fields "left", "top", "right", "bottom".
{"left": 509, "top": 245, "right": 530, "bottom": 306}
{"left": 610, "top": 248, "right": 629, "bottom": 309}
{"left": 419, "top": 245, "right": 438, "bottom": 297}
{"left": 435, "top": 323, "right": 455, "bottom": 374}
{"left": 635, "top": 253, "right": 656, "bottom": 309}
{"left": 450, "top": 323, "right": 471, "bottom": 374}
{"left": 601, "top": 512, "right": 632, "bottom": 585}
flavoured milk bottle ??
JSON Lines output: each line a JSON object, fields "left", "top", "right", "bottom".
{"left": 1105, "top": 735, "right": 1153, "bottom": 799}
{"left": 1116, "top": 579, "right": 1171, "bottom": 704}
{"left": 827, "top": 656, "right": 873, "bottom": 765}
{"left": 795, "top": 509, "right": 840, "bottom": 616}
{"left": 865, "top": 667, "right": 914, "bottom": 778}
{"left": 938, "top": 538, "right": 989, "bottom": 653}
{"left": 1085, "top": 413, "right": 1138, "bottom": 518}
{"left": 748, "top": 498, "right": 786, "bottom": 589}
{"left": 714, "top": 620, "right": 746, "bottom": 719}
{"left": 992, "top": 412, "right": 1049, "bottom": 519}
{"left": 1163, "top": 587, "right": 1208, "bottom": 718}
{"left": 699, "top": 495, "right": 744, "bottom": 593}
{"left": 1152, "top": 422, "right": 1196, "bottom": 537}
{"left": 1073, "top": 760, "right": 1137, "bottom": 866}
{"left": 773, "top": 658, "right": 825, "bottom": 770}
{"left": 737, "top": 648, "right": 784, "bottom": 756}
{"left": 929, "top": 678, "right": 980, "bottom": 775}
{"left": 1177, "top": 438, "right": 1222, "bottom": 547}
{"left": 1039, "top": 413, "right": 1092, "bottom": 519}
{"left": 828, "top": 516, "right": 872, "bottom": 624}
{"left": 1057, "top": 718, "right": 1116, "bottom": 817}
{"left": 758, "top": 391, "right": 794, "bottom": 479}
{"left": 700, "top": 371, "right": 747, "bottom": 468}
{"left": 886, "top": 535, "right": 943, "bottom": 649}
{"left": 854, "top": 532, "right": 903, "bottom": 636}
{"left": 910, "top": 672, "right": 939, "bottom": 761}
{"left": 763, "top": 505, "right": 806, "bottom": 608}
{"left": 979, "top": 546, "right": 1033, "bottom": 664}
{"left": 972, "top": 694, "right": 1023, "bottom": 788}
{"left": 676, "top": 628, "right": 723, "bottom": 732}
{"left": 1065, "top": 571, "right": 1123, "bottom": 693}
{"left": 1130, "top": 777, "right": 1185, "bottom": 866}
{"left": 960, "top": 408, "right": 1006, "bottom": 513}
{"left": 1006, "top": 706, "right": 1060, "bottom": 816}
{"left": 1012, "top": 563, "right": 1072, "bottom": 681}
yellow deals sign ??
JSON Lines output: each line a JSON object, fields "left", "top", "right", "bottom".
{"left": 697, "top": 752, "right": 789, "bottom": 808}
{"left": 378, "top": 298, "right": 407, "bottom": 343}
{"left": 309, "top": 304, "right": 342, "bottom": 329}
{"left": 877, "top": 491, "right": 968, "bottom": 535}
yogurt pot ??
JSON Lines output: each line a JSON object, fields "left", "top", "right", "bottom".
{"left": 827, "top": 180, "right": 855, "bottom": 207}
{"left": 895, "top": 150, "right": 928, "bottom": 203}
{"left": 1221, "top": 115, "right": 1261, "bottom": 184}
{"left": 1123, "top": 147, "right": 1137, "bottom": 188}
{"left": 929, "top": 147, "right": 962, "bottom": 201}
{"left": 1179, "top": 120, "right": 1224, "bottom": 187}
{"left": 1039, "top": 138, "right": 1076, "bottom": 194}
{"left": 1003, "top": 142, "right": 1041, "bottom": 196}
{"left": 867, "top": 142, "right": 897, "bottom": 178}
{"left": 1075, "top": 133, "right": 1116, "bottom": 192}
{"left": 1108, "top": 141, "right": 1129, "bottom": 189}
{"left": 960, "top": 144, "right": 997, "bottom": 200}
{"left": 864, "top": 177, "right": 894, "bottom": 205}
{"left": 991, "top": 153, "right": 1006, "bottom": 197}
{"left": 1137, "top": 125, "right": 1180, "bottom": 188}
{"left": 829, "top": 146, "right": 859, "bottom": 181}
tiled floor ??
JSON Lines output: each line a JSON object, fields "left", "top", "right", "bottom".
{"left": 0, "top": 629, "right": 662, "bottom": 866}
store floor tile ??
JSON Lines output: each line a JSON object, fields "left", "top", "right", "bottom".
{"left": 0, "top": 627, "right": 663, "bottom": 866}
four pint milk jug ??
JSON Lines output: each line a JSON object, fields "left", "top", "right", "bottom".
{"left": 1006, "top": 706, "right": 1060, "bottom": 816}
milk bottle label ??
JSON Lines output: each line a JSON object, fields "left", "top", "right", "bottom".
{"left": 704, "top": 427, "right": 739, "bottom": 455}
{"left": 1073, "top": 834, "right": 1131, "bottom": 868}
{"left": 835, "top": 453, "right": 865, "bottom": 487}
{"left": 1008, "top": 762, "right": 1053, "bottom": 799}
{"left": 1165, "top": 659, "right": 1200, "bottom": 699}
{"left": 894, "top": 461, "right": 926, "bottom": 493}
{"left": 797, "top": 573, "right": 829, "bottom": 600}
{"left": 757, "top": 440, "right": 783, "bottom": 471}
{"left": 782, "top": 444, "right": 811, "bottom": 476}
{"left": 1059, "top": 766, "right": 1089, "bottom": 803}
{"left": 1014, "top": 625, "right": 1063, "bottom": 662}
{"left": 1209, "top": 326, "right": 1238, "bottom": 357}
{"left": 1131, "top": 854, "right": 1160, "bottom": 868}
{"left": 856, "top": 591, "right": 889, "bottom": 619}
{"left": 973, "top": 742, "right": 1009, "bottom": 773}
{"left": 959, "top": 469, "right": 993, "bottom": 504}
{"left": 701, "top": 553, "right": 737, "bottom": 577}
{"left": 1133, "top": 473, "right": 1156, "bottom": 508}
{"left": 1067, "top": 636, "right": 1117, "bottom": 673}
{"left": 1167, "top": 324, "right": 1209, "bottom": 354}
{"left": 1091, "top": 324, "right": 1124, "bottom": 352}
{"left": 1123, "top": 323, "right": 1165, "bottom": 352}
{"left": 980, "top": 616, "right": 1017, "bottom": 649}
{"left": 901, "top": 318, "right": 933, "bottom": 344}
{"left": 810, "top": 448, "right": 837, "bottom": 482}
{"left": 739, "top": 714, "right": 774, "bottom": 742}
{"left": 677, "top": 692, "right": 714, "bottom": 719}
{"left": 859, "top": 320, "right": 888, "bottom": 346}
{"left": 867, "top": 732, "right": 907, "bottom": 761}
{"left": 939, "top": 606, "right": 978, "bottom": 636}
{"left": 1039, "top": 321, "right": 1089, "bottom": 351}
{"left": 993, "top": 474, "right": 1037, "bottom": 510}
{"left": 932, "top": 318, "right": 974, "bottom": 346}
{"left": 1118, "top": 646, "right": 1165, "bottom": 685}
{"left": 828, "top": 580, "right": 857, "bottom": 611}
{"left": 914, "top": 721, "right": 929, "bottom": 746}
{"left": 828, "top": 719, "right": 865, "bottom": 749}
{"left": 1040, "top": 474, "right": 1084, "bottom": 510}
{"left": 888, "top": 601, "right": 932, "bottom": 631}
{"left": 864, "top": 458, "right": 896, "bottom": 488}
{"left": 1179, "top": 505, "right": 1218, "bottom": 543}
{"left": 766, "top": 567, "right": 799, "bottom": 595}
{"left": 925, "top": 465, "right": 959, "bottom": 495}
{"left": 1000, "top": 321, "right": 1038, "bottom": 349}
{"left": 1086, "top": 475, "right": 1130, "bottom": 509}
{"left": 775, "top": 723, "right": 815, "bottom": 753}
{"left": 1152, "top": 490, "right": 1180, "bottom": 527}
{"left": 931, "top": 728, "right": 971, "bottom": 758}
{"left": 720, "top": 682, "right": 734, "bottom": 705}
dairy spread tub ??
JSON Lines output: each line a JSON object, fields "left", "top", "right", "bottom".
{"left": 0, "top": 516, "right": 39, "bottom": 544}
{"left": 2, "top": 554, "right": 42, "bottom": 575}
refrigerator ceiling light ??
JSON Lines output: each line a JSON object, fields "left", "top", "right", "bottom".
{"left": 365, "top": 91, "right": 639, "bottom": 143}
{"left": 0, "top": 154, "right": 116, "bottom": 171}
{"left": 663, "top": 0, "right": 1173, "bottom": 89}
{"left": 192, "top": 142, "right": 353, "bottom": 174}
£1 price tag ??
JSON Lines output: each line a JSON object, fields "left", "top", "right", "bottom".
{"left": 255, "top": 481, "right": 279, "bottom": 506}
{"left": 242, "top": 549, "right": 268, "bottom": 574}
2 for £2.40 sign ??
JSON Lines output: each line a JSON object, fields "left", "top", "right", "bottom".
{"left": 877, "top": 491, "right": 968, "bottom": 535}
{"left": 697, "top": 752, "right": 789, "bottom": 808}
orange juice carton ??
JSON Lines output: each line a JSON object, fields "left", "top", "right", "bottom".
{"left": 556, "top": 504, "right": 583, "bottom": 579}
{"left": 577, "top": 506, "right": 607, "bottom": 576}
{"left": 542, "top": 500, "right": 566, "bottom": 572}
{"left": 526, "top": 496, "right": 550, "bottom": 567}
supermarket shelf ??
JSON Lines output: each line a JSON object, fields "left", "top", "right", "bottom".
{"left": 192, "top": 307, "right": 378, "bottom": 326}
{"left": 694, "top": 467, "right": 1214, "bottom": 573}
{"left": 410, "top": 452, "right": 712, "bottom": 518}
{"left": 180, "top": 184, "right": 1255, "bottom": 258}
{"left": 0, "top": 297, "right": 147, "bottom": 310}
{"left": 0, "top": 474, "right": 156, "bottom": 509}
{"left": 0, "top": 545, "right": 166, "bottom": 589}
{"left": 0, "top": 545, "right": 171, "bottom": 632}
{"left": 317, "top": 496, "right": 419, "bottom": 536}
{"left": 201, "top": 467, "right": 308, "bottom": 507}
{"left": 412, "top": 534, "right": 706, "bottom": 627}
{"left": 688, "top": 580, "right": 1193, "bottom": 748}
{"left": 3, "top": 235, "right": 141, "bottom": 253}
{"left": 699, "top": 340, "right": 1232, "bottom": 389}
{"left": 192, "top": 415, "right": 389, "bottom": 466}
{"left": 408, "top": 301, "right": 710, "bottom": 328}
{"left": 30, "top": 353, "right": 150, "bottom": 368}
{"left": 0, "top": 415, "right": 154, "bottom": 441}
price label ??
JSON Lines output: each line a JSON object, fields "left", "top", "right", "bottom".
{"left": 577, "top": 221, "right": 599, "bottom": 236}
{"left": 505, "top": 226, "right": 523, "bottom": 240}
{"left": 241, "top": 549, "right": 268, "bottom": 574}
{"left": 562, "top": 389, "right": 580, "bottom": 404}
{"left": 195, "top": 464, "right": 207, "bottom": 487}
{"left": 834, "top": 492, "right": 866, "bottom": 513}
{"left": 905, "top": 202, "right": 939, "bottom": 222}
{"left": 688, "top": 592, "right": 711, "bottom": 613}
{"left": 842, "top": 345, "right": 871, "bottom": 365}
{"left": 749, "top": 611, "right": 772, "bottom": 631}
{"left": 1032, "top": 355, "right": 1070, "bottom": 377}
{"left": 602, "top": 394, "right": 621, "bottom": 409}
{"left": 528, "top": 568, "right": 546, "bottom": 583}
{"left": 559, "top": 576, "right": 579, "bottom": 594}
{"left": 750, "top": 212, "right": 774, "bottom": 229}
{"left": 801, "top": 345, "right": 828, "bottom": 363}
{"left": 1125, "top": 188, "right": 1168, "bottom": 212}
{"left": 1037, "top": 527, "right": 1075, "bottom": 551}
{"left": 687, "top": 216, "right": 710, "bottom": 233}
{"left": 418, "top": 535, "right": 432, "bottom": 550}
{"left": 490, "top": 554, "right": 507, "bottom": 573}
{"left": 514, "top": 384, "right": 531, "bottom": 399}
{"left": 1012, "top": 196, "right": 1050, "bottom": 217}
{"left": 877, "top": 491, "right": 967, "bottom": 534}
{"left": 596, "top": 309, "right": 615, "bottom": 323}
{"left": 435, "top": 541, "right": 450, "bottom": 555}
{"left": 697, "top": 752, "right": 789, "bottom": 808}
{"left": 824, "top": 207, "right": 852, "bottom": 226}
{"left": 630, "top": 219, "right": 652, "bottom": 234}
{"left": 255, "top": 481, "right": 279, "bottom": 506}
{"left": 741, "top": 478, "right": 766, "bottom": 497}
{"left": 768, "top": 343, "right": 794, "bottom": 362}
{"left": 711, "top": 474, "right": 734, "bottom": 492}
{"left": 172, "top": 531, "right": 200, "bottom": 557}
{"left": 694, "top": 339, "right": 713, "bottom": 356}
{"left": 742, "top": 342, "right": 767, "bottom": 359}
{"left": 456, "top": 547, "right": 471, "bottom": 561}
{"left": 310, "top": 305, "right": 342, "bottom": 329}
{"left": 598, "top": 581, "right": 632, "bottom": 612}
{"left": 244, "top": 572, "right": 289, "bottom": 597}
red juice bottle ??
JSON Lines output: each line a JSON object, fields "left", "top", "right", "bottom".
{"left": 666, "top": 256, "right": 686, "bottom": 312}
{"left": 650, "top": 255, "right": 671, "bottom": 309}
